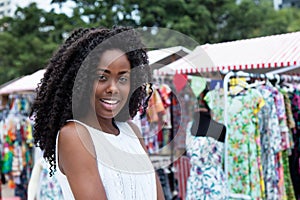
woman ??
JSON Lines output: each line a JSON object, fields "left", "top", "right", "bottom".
{"left": 31, "top": 26, "right": 164, "bottom": 199}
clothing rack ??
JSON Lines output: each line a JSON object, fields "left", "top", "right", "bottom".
{"left": 266, "top": 64, "right": 300, "bottom": 75}
{"left": 223, "top": 70, "right": 300, "bottom": 199}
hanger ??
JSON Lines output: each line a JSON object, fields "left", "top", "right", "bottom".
{"left": 275, "top": 74, "right": 281, "bottom": 87}
{"left": 229, "top": 77, "right": 248, "bottom": 96}
{"left": 280, "top": 75, "right": 295, "bottom": 93}
{"left": 247, "top": 73, "right": 266, "bottom": 88}
{"left": 265, "top": 73, "right": 281, "bottom": 87}
{"left": 282, "top": 82, "right": 294, "bottom": 93}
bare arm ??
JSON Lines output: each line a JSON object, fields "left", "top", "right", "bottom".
{"left": 58, "top": 122, "right": 107, "bottom": 200}
{"left": 128, "top": 121, "right": 165, "bottom": 200}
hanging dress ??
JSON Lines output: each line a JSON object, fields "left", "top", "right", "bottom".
{"left": 205, "top": 88, "right": 265, "bottom": 199}
{"left": 38, "top": 158, "right": 64, "bottom": 200}
{"left": 185, "top": 121, "right": 228, "bottom": 200}
{"left": 257, "top": 86, "right": 282, "bottom": 200}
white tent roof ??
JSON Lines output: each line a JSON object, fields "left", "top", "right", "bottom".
{"left": 148, "top": 46, "right": 191, "bottom": 65}
{"left": 157, "top": 31, "right": 300, "bottom": 75}
{"left": 0, "top": 69, "right": 45, "bottom": 95}
{"left": 155, "top": 46, "right": 214, "bottom": 75}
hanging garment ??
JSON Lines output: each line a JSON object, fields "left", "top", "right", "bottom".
{"left": 263, "top": 84, "right": 290, "bottom": 199}
{"left": 156, "top": 168, "right": 172, "bottom": 200}
{"left": 281, "top": 90, "right": 296, "bottom": 200}
{"left": 257, "top": 86, "right": 282, "bottom": 200}
{"left": 173, "top": 155, "right": 191, "bottom": 200}
{"left": 289, "top": 90, "right": 300, "bottom": 199}
{"left": 185, "top": 122, "right": 227, "bottom": 200}
{"left": 205, "top": 88, "right": 264, "bottom": 199}
{"left": 146, "top": 89, "right": 165, "bottom": 123}
{"left": 140, "top": 116, "right": 159, "bottom": 154}
{"left": 39, "top": 158, "right": 64, "bottom": 200}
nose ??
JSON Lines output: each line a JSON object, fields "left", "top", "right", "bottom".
{"left": 106, "top": 80, "right": 119, "bottom": 94}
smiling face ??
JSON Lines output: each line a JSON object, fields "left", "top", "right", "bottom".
{"left": 91, "top": 49, "right": 131, "bottom": 121}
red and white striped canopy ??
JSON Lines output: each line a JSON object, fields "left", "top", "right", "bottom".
{"left": 157, "top": 31, "right": 300, "bottom": 75}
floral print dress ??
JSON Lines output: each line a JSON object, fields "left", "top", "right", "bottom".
{"left": 205, "top": 88, "right": 264, "bottom": 199}
{"left": 39, "top": 159, "right": 64, "bottom": 200}
{"left": 185, "top": 122, "right": 228, "bottom": 200}
{"left": 257, "top": 86, "right": 282, "bottom": 200}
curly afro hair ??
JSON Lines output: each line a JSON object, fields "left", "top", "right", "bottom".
{"left": 30, "top": 26, "right": 152, "bottom": 176}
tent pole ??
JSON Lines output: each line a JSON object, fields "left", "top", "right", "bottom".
{"left": 266, "top": 65, "right": 300, "bottom": 75}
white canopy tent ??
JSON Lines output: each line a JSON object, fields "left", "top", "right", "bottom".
{"left": 154, "top": 45, "right": 215, "bottom": 75}
{"left": 156, "top": 31, "right": 300, "bottom": 76}
{"left": 148, "top": 46, "right": 191, "bottom": 67}
{"left": 0, "top": 69, "right": 46, "bottom": 95}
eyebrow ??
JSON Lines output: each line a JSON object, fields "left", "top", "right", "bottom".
{"left": 96, "top": 68, "right": 130, "bottom": 75}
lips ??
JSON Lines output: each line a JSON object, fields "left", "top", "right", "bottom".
{"left": 99, "top": 98, "right": 121, "bottom": 110}
{"left": 100, "top": 99, "right": 120, "bottom": 105}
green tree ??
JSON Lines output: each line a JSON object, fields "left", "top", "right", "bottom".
{"left": 52, "top": 0, "right": 138, "bottom": 27}
{"left": 217, "top": 0, "right": 300, "bottom": 41}
{"left": 1, "top": 0, "right": 300, "bottom": 85}
{"left": 279, "top": 7, "right": 300, "bottom": 32}
{"left": 50, "top": 0, "right": 300, "bottom": 43}
{"left": 125, "top": 0, "right": 235, "bottom": 44}
{"left": 0, "top": 3, "right": 86, "bottom": 84}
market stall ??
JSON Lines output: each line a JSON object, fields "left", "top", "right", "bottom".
{"left": 157, "top": 31, "right": 300, "bottom": 75}
{"left": 154, "top": 31, "right": 300, "bottom": 200}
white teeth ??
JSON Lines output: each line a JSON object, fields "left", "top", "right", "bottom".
{"left": 101, "top": 99, "right": 119, "bottom": 104}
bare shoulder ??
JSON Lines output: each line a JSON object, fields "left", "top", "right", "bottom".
{"left": 58, "top": 121, "right": 95, "bottom": 174}
{"left": 58, "top": 122, "right": 90, "bottom": 154}
{"left": 59, "top": 121, "right": 87, "bottom": 139}
{"left": 58, "top": 121, "right": 107, "bottom": 199}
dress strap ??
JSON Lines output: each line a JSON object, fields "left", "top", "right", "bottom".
{"left": 117, "top": 121, "right": 139, "bottom": 139}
